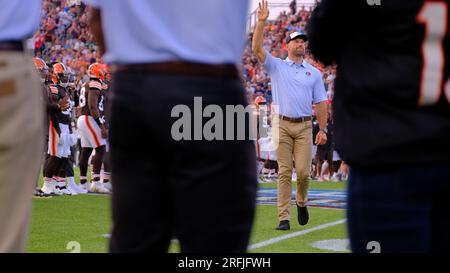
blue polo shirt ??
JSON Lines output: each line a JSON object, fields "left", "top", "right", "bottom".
{"left": 83, "top": 0, "right": 248, "bottom": 65}
{"left": 263, "top": 50, "right": 327, "bottom": 118}
{"left": 0, "top": 0, "right": 41, "bottom": 41}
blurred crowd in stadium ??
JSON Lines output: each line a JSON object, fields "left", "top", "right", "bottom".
{"left": 30, "top": 0, "right": 100, "bottom": 91}
{"left": 28, "top": 0, "right": 346, "bottom": 197}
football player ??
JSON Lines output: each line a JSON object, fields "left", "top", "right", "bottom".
{"left": 77, "top": 63, "right": 110, "bottom": 193}
{"left": 41, "top": 62, "right": 74, "bottom": 195}
{"left": 60, "top": 67, "right": 87, "bottom": 195}
{"left": 33, "top": 58, "right": 53, "bottom": 198}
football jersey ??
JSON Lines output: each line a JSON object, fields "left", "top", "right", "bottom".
{"left": 48, "top": 84, "right": 71, "bottom": 125}
{"left": 79, "top": 79, "right": 105, "bottom": 120}
{"left": 308, "top": 0, "right": 450, "bottom": 169}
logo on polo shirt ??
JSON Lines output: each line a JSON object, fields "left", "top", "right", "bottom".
{"left": 305, "top": 72, "right": 311, "bottom": 77}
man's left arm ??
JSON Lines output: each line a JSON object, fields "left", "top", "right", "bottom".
{"left": 312, "top": 74, "right": 328, "bottom": 145}
{"left": 314, "top": 101, "right": 327, "bottom": 145}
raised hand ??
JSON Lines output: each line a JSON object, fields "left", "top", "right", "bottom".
{"left": 257, "top": 0, "right": 269, "bottom": 22}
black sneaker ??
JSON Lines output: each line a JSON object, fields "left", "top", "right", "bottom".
{"left": 297, "top": 205, "right": 309, "bottom": 226}
{"left": 33, "top": 189, "right": 52, "bottom": 198}
{"left": 275, "top": 220, "right": 290, "bottom": 231}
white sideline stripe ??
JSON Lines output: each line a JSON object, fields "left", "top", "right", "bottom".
{"left": 248, "top": 219, "right": 347, "bottom": 250}
{"left": 100, "top": 234, "right": 179, "bottom": 244}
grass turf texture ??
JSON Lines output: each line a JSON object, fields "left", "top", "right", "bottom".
{"left": 29, "top": 170, "right": 348, "bottom": 253}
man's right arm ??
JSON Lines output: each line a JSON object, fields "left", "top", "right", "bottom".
{"left": 47, "top": 87, "right": 63, "bottom": 135}
{"left": 252, "top": 21, "right": 267, "bottom": 63}
{"left": 252, "top": 0, "right": 269, "bottom": 63}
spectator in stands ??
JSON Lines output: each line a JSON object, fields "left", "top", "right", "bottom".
{"left": 289, "top": 0, "right": 297, "bottom": 15}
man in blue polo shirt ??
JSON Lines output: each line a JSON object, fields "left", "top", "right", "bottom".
{"left": 252, "top": 0, "right": 328, "bottom": 231}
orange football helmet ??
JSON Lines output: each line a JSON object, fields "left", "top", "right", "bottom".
{"left": 52, "top": 62, "right": 70, "bottom": 87}
{"left": 33, "top": 57, "right": 47, "bottom": 70}
{"left": 254, "top": 95, "right": 267, "bottom": 107}
{"left": 88, "top": 63, "right": 105, "bottom": 80}
{"left": 33, "top": 58, "right": 48, "bottom": 82}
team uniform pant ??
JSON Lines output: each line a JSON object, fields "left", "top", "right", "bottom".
{"left": 48, "top": 123, "right": 72, "bottom": 158}
{"left": 77, "top": 115, "right": 107, "bottom": 148}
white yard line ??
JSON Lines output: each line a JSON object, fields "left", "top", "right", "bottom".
{"left": 248, "top": 219, "right": 347, "bottom": 250}
{"left": 99, "top": 234, "right": 179, "bottom": 245}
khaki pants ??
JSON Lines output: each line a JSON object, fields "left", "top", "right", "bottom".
{"left": 0, "top": 52, "right": 44, "bottom": 252}
{"left": 272, "top": 115, "right": 312, "bottom": 221}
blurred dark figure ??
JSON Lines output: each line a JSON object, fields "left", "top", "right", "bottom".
{"left": 308, "top": 0, "right": 450, "bottom": 253}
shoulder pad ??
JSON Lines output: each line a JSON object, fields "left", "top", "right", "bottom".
{"left": 49, "top": 85, "right": 59, "bottom": 94}
{"left": 89, "top": 81, "right": 103, "bottom": 90}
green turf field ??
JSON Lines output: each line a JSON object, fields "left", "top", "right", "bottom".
{"left": 29, "top": 171, "right": 348, "bottom": 253}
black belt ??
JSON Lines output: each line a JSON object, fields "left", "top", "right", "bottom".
{"left": 279, "top": 115, "right": 312, "bottom": 123}
{"left": 113, "top": 61, "right": 239, "bottom": 79}
{"left": 0, "top": 41, "right": 23, "bottom": 52}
